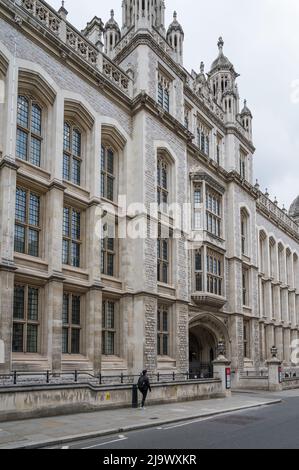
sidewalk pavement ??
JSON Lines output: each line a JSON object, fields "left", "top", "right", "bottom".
{"left": 0, "top": 392, "right": 282, "bottom": 449}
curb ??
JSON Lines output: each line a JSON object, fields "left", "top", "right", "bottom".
{"left": 2, "top": 399, "right": 281, "bottom": 449}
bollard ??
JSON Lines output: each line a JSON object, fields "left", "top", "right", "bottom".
{"left": 13, "top": 371, "right": 17, "bottom": 385}
{"left": 46, "top": 370, "right": 50, "bottom": 384}
{"left": 74, "top": 370, "right": 78, "bottom": 383}
{"left": 132, "top": 384, "right": 138, "bottom": 409}
{"left": 99, "top": 373, "right": 102, "bottom": 385}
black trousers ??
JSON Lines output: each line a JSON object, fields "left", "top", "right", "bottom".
{"left": 140, "top": 389, "right": 148, "bottom": 407}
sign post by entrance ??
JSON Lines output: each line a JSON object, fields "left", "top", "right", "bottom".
{"left": 225, "top": 367, "right": 231, "bottom": 390}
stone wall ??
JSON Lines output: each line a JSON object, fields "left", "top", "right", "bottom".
{"left": 0, "top": 379, "right": 223, "bottom": 422}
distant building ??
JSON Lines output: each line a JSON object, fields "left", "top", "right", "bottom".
{"left": 0, "top": 0, "right": 298, "bottom": 377}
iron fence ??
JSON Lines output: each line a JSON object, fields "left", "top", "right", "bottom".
{"left": 0, "top": 369, "right": 215, "bottom": 388}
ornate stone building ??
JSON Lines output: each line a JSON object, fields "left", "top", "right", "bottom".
{"left": 0, "top": 0, "right": 298, "bottom": 378}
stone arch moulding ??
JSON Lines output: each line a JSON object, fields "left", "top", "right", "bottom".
{"left": 154, "top": 140, "right": 177, "bottom": 165}
{"left": 189, "top": 312, "right": 231, "bottom": 358}
{"left": 101, "top": 123, "right": 127, "bottom": 150}
{"left": 64, "top": 99, "right": 95, "bottom": 130}
{"left": 18, "top": 69, "right": 56, "bottom": 105}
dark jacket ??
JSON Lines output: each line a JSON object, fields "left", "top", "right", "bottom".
{"left": 138, "top": 374, "right": 151, "bottom": 392}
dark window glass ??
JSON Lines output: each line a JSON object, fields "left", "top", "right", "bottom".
{"left": 13, "top": 286, "right": 25, "bottom": 319}
{"left": 12, "top": 324, "right": 24, "bottom": 353}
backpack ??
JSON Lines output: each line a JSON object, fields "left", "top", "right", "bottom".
{"left": 138, "top": 375, "right": 147, "bottom": 391}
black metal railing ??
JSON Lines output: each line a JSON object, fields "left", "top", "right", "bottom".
{"left": 239, "top": 370, "right": 269, "bottom": 379}
{"left": 0, "top": 369, "right": 215, "bottom": 388}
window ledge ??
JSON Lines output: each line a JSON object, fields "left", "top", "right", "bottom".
{"left": 16, "top": 158, "right": 51, "bottom": 180}
{"left": 14, "top": 252, "right": 48, "bottom": 267}
{"left": 63, "top": 180, "right": 90, "bottom": 198}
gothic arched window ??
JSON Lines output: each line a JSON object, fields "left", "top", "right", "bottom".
{"left": 63, "top": 122, "right": 82, "bottom": 186}
{"left": 16, "top": 95, "right": 43, "bottom": 167}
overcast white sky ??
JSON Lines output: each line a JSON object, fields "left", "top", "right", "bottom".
{"left": 50, "top": 0, "right": 299, "bottom": 210}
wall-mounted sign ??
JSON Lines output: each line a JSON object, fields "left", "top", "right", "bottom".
{"left": 225, "top": 367, "right": 231, "bottom": 389}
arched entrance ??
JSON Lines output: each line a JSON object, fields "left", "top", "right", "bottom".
{"left": 189, "top": 313, "right": 230, "bottom": 378}
{"left": 189, "top": 326, "right": 217, "bottom": 378}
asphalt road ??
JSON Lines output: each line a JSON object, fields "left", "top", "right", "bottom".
{"left": 48, "top": 394, "right": 299, "bottom": 449}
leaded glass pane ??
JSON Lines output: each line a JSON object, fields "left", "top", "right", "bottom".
{"left": 12, "top": 323, "right": 23, "bottom": 353}
{"left": 103, "top": 331, "right": 114, "bottom": 356}
{"left": 106, "top": 302, "right": 115, "bottom": 329}
{"left": 162, "top": 263, "right": 168, "bottom": 284}
{"left": 17, "top": 96, "right": 29, "bottom": 128}
{"left": 162, "top": 167, "right": 167, "bottom": 190}
{"left": 28, "top": 229, "right": 39, "bottom": 257}
{"left": 16, "top": 129, "right": 28, "bottom": 160}
{"left": 62, "top": 239, "right": 69, "bottom": 264}
{"left": 13, "top": 286, "right": 25, "bottom": 319}
{"left": 163, "top": 240, "right": 168, "bottom": 261}
{"left": 29, "top": 137, "right": 41, "bottom": 167}
{"left": 63, "top": 153, "right": 70, "bottom": 181}
{"left": 195, "top": 252, "right": 202, "bottom": 271}
{"left": 107, "top": 176, "right": 114, "bottom": 201}
{"left": 164, "top": 89, "right": 169, "bottom": 112}
{"left": 107, "top": 253, "right": 114, "bottom": 277}
{"left": 64, "top": 122, "right": 70, "bottom": 151}
{"left": 63, "top": 207, "right": 70, "bottom": 237}
{"left": 101, "top": 145, "right": 105, "bottom": 170}
{"left": 29, "top": 193, "right": 40, "bottom": 226}
{"left": 158, "top": 83, "right": 163, "bottom": 107}
{"left": 72, "top": 296, "right": 81, "bottom": 325}
{"left": 72, "top": 129, "right": 81, "bottom": 157}
{"left": 107, "top": 149, "right": 114, "bottom": 174}
{"left": 71, "top": 329, "right": 80, "bottom": 354}
{"left": 71, "top": 242, "right": 80, "bottom": 267}
{"left": 101, "top": 173, "right": 105, "bottom": 197}
{"left": 15, "top": 188, "right": 26, "bottom": 222}
{"left": 31, "top": 104, "right": 42, "bottom": 135}
{"left": 163, "top": 335, "right": 168, "bottom": 356}
{"left": 27, "top": 324, "right": 38, "bottom": 353}
{"left": 28, "top": 288, "right": 39, "bottom": 321}
{"left": 14, "top": 225, "right": 25, "bottom": 253}
{"left": 72, "top": 210, "right": 80, "bottom": 240}
{"left": 107, "top": 238, "right": 114, "bottom": 251}
{"left": 163, "top": 311, "right": 168, "bottom": 332}
{"left": 62, "top": 328, "right": 68, "bottom": 354}
{"left": 62, "top": 294, "right": 69, "bottom": 324}
{"left": 72, "top": 158, "right": 81, "bottom": 185}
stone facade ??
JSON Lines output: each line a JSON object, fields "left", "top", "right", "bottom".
{"left": 0, "top": 0, "right": 298, "bottom": 379}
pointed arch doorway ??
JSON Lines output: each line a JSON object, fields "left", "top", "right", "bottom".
{"left": 189, "top": 314, "right": 230, "bottom": 379}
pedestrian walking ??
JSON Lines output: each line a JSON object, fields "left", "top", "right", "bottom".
{"left": 137, "top": 370, "right": 152, "bottom": 409}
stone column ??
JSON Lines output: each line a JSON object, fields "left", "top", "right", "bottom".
{"left": 265, "top": 324, "right": 275, "bottom": 359}
{"left": 267, "top": 356, "right": 282, "bottom": 392}
{"left": 229, "top": 314, "right": 243, "bottom": 371}
{"left": 275, "top": 327, "right": 283, "bottom": 362}
{"left": 0, "top": 269, "right": 15, "bottom": 374}
{"left": 213, "top": 354, "right": 232, "bottom": 397}
{"left": 259, "top": 321, "right": 266, "bottom": 365}
{"left": 283, "top": 328, "right": 291, "bottom": 364}
{"left": 45, "top": 278, "right": 64, "bottom": 374}
{"left": 175, "top": 303, "right": 189, "bottom": 374}
{"left": 45, "top": 181, "right": 65, "bottom": 275}
{"left": 0, "top": 158, "right": 18, "bottom": 374}
{"left": 143, "top": 296, "right": 158, "bottom": 375}
{"left": 86, "top": 286, "right": 102, "bottom": 375}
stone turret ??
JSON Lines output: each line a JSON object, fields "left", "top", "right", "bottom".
{"left": 104, "top": 10, "right": 121, "bottom": 58}
{"left": 166, "top": 11, "right": 184, "bottom": 65}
